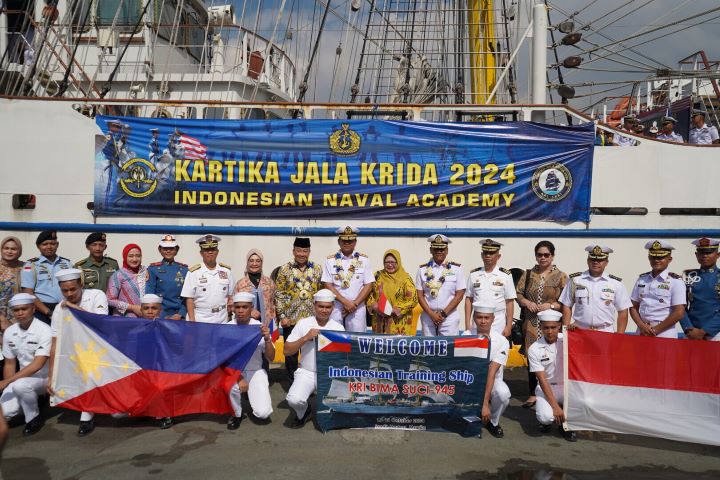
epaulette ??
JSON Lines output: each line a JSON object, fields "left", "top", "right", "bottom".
{"left": 327, "top": 254, "right": 336, "bottom": 259}
{"left": 499, "top": 267, "right": 511, "bottom": 275}
{"left": 448, "top": 261, "right": 461, "bottom": 267}
{"left": 609, "top": 274, "right": 622, "bottom": 282}
{"left": 640, "top": 271, "right": 650, "bottom": 277}
{"left": 27, "top": 257, "right": 39, "bottom": 263}
{"left": 219, "top": 262, "right": 232, "bottom": 270}
{"left": 177, "top": 262, "right": 188, "bottom": 267}
{"left": 149, "top": 261, "right": 163, "bottom": 267}
{"left": 189, "top": 264, "right": 201, "bottom": 272}
{"left": 74, "top": 260, "right": 85, "bottom": 267}
{"left": 358, "top": 252, "right": 368, "bottom": 257}
{"left": 668, "top": 272, "right": 681, "bottom": 279}
{"left": 569, "top": 272, "right": 582, "bottom": 278}
{"left": 470, "top": 266, "right": 483, "bottom": 273}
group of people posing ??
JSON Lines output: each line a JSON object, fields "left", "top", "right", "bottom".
{"left": 0, "top": 227, "right": 717, "bottom": 442}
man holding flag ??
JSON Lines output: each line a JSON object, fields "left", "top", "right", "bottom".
{"left": 284, "top": 289, "right": 344, "bottom": 428}
{"left": 227, "top": 292, "right": 275, "bottom": 430}
{"left": 47, "top": 268, "right": 108, "bottom": 436}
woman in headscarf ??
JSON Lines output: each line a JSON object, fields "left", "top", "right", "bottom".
{"left": 234, "top": 249, "right": 276, "bottom": 326}
{"left": 107, "top": 244, "right": 147, "bottom": 317}
{"left": 0, "top": 236, "right": 23, "bottom": 331}
{"left": 366, "top": 249, "right": 418, "bottom": 335}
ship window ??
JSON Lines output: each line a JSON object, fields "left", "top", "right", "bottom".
{"left": 659, "top": 208, "right": 720, "bottom": 216}
{"left": 591, "top": 207, "right": 647, "bottom": 216}
{"left": 204, "top": 107, "right": 227, "bottom": 120}
{"left": 96, "top": 0, "right": 142, "bottom": 26}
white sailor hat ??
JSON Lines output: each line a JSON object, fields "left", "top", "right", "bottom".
{"left": 428, "top": 234, "right": 451, "bottom": 249}
{"left": 692, "top": 109, "right": 707, "bottom": 117}
{"left": 8, "top": 293, "right": 36, "bottom": 308}
{"left": 55, "top": 268, "right": 83, "bottom": 282}
{"left": 140, "top": 294, "right": 163, "bottom": 305}
{"left": 480, "top": 238, "right": 502, "bottom": 253}
{"left": 196, "top": 234, "right": 221, "bottom": 249}
{"left": 691, "top": 237, "right": 720, "bottom": 253}
{"left": 159, "top": 234, "right": 178, "bottom": 248}
{"left": 645, "top": 240, "right": 674, "bottom": 257}
{"left": 232, "top": 292, "right": 255, "bottom": 303}
{"left": 585, "top": 244, "right": 613, "bottom": 260}
{"left": 313, "top": 289, "right": 336, "bottom": 302}
{"left": 336, "top": 225, "right": 359, "bottom": 240}
{"left": 106, "top": 119, "right": 122, "bottom": 127}
{"left": 472, "top": 301, "right": 496, "bottom": 314}
{"left": 661, "top": 116, "right": 677, "bottom": 124}
{"left": 537, "top": 310, "right": 563, "bottom": 322}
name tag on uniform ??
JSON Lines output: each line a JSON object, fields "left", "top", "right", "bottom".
{"left": 473, "top": 282, "right": 482, "bottom": 288}
{"left": 199, "top": 276, "right": 208, "bottom": 284}
{"left": 657, "top": 283, "right": 670, "bottom": 290}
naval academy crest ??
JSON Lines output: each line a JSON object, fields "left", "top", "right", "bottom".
{"left": 119, "top": 158, "right": 158, "bottom": 198}
{"left": 531, "top": 162, "right": 573, "bottom": 202}
{"left": 329, "top": 123, "right": 361, "bottom": 156}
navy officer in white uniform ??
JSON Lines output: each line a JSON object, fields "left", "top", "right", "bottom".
{"left": 321, "top": 226, "right": 374, "bottom": 333}
{"left": 689, "top": 110, "right": 720, "bottom": 145}
{"left": 630, "top": 240, "right": 686, "bottom": 338}
{"left": 473, "top": 300, "right": 511, "bottom": 439}
{"left": 559, "top": 245, "right": 632, "bottom": 333}
{"left": 1, "top": 293, "right": 52, "bottom": 436}
{"left": 528, "top": 309, "right": 576, "bottom": 442}
{"left": 182, "top": 235, "right": 235, "bottom": 324}
{"left": 227, "top": 291, "right": 275, "bottom": 430}
{"left": 415, "top": 234, "right": 466, "bottom": 336}
{"left": 464, "top": 239, "right": 516, "bottom": 336}
{"left": 47, "top": 268, "right": 109, "bottom": 436}
{"left": 284, "top": 289, "right": 344, "bottom": 428}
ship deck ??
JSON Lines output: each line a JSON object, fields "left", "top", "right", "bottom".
{"left": 2, "top": 367, "right": 719, "bottom": 480}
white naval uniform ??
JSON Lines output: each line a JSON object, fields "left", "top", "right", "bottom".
{"left": 630, "top": 269, "right": 686, "bottom": 338}
{"left": 528, "top": 334, "right": 564, "bottom": 425}
{"left": 181, "top": 263, "right": 235, "bottom": 324}
{"left": 285, "top": 316, "right": 344, "bottom": 418}
{"left": 485, "top": 330, "right": 511, "bottom": 427}
{"left": 1, "top": 319, "right": 52, "bottom": 422}
{"left": 321, "top": 252, "right": 374, "bottom": 333}
{"left": 656, "top": 132, "right": 683, "bottom": 143}
{"left": 689, "top": 124, "right": 719, "bottom": 145}
{"left": 415, "top": 261, "right": 466, "bottom": 336}
{"left": 50, "top": 288, "right": 108, "bottom": 422}
{"left": 465, "top": 266, "right": 516, "bottom": 335}
{"left": 614, "top": 130, "right": 637, "bottom": 147}
{"left": 228, "top": 319, "right": 272, "bottom": 419}
{"left": 559, "top": 271, "right": 632, "bottom": 332}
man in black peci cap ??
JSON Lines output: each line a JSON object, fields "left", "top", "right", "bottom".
{"left": 74, "top": 232, "right": 119, "bottom": 293}
{"left": 20, "top": 231, "right": 73, "bottom": 324}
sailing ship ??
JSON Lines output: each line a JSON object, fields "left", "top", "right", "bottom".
{"left": 0, "top": 1, "right": 718, "bottom": 288}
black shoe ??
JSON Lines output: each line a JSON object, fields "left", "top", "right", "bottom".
{"left": 227, "top": 415, "right": 243, "bottom": 430}
{"left": 539, "top": 424, "right": 552, "bottom": 433}
{"left": 78, "top": 420, "right": 95, "bottom": 436}
{"left": 22, "top": 415, "right": 45, "bottom": 436}
{"left": 159, "top": 417, "right": 174, "bottom": 429}
{"left": 561, "top": 428, "right": 577, "bottom": 442}
{"left": 289, "top": 408, "right": 311, "bottom": 429}
{"left": 486, "top": 423, "right": 504, "bottom": 438}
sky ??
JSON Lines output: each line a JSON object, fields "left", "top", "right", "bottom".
{"left": 223, "top": 0, "right": 720, "bottom": 114}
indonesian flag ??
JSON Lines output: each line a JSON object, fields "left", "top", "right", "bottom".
{"left": 564, "top": 329, "right": 720, "bottom": 446}
{"left": 453, "top": 337, "right": 489, "bottom": 358}
{"left": 179, "top": 134, "right": 207, "bottom": 160}
{"left": 377, "top": 284, "right": 394, "bottom": 316}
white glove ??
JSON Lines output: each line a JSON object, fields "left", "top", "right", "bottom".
{"left": 461, "top": 330, "right": 472, "bottom": 336}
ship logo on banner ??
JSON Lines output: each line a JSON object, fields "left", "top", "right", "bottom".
{"left": 119, "top": 158, "right": 158, "bottom": 198}
{"left": 329, "top": 123, "right": 361, "bottom": 156}
{"left": 532, "top": 162, "right": 573, "bottom": 202}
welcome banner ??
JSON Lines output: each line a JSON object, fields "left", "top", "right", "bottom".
{"left": 93, "top": 117, "right": 594, "bottom": 221}
{"left": 315, "top": 332, "right": 490, "bottom": 437}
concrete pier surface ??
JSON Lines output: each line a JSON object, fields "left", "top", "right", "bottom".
{"left": 2, "top": 368, "right": 719, "bottom": 480}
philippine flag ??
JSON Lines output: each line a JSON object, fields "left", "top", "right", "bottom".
{"left": 565, "top": 329, "right": 720, "bottom": 446}
{"left": 453, "top": 337, "right": 489, "bottom": 358}
{"left": 51, "top": 308, "right": 261, "bottom": 417}
{"left": 318, "top": 331, "right": 352, "bottom": 353}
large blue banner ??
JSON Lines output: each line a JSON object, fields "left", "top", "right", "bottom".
{"left": 93, "top": 117, "right": 594, "bottom": 221}
{"left": 315, "top": 332, "right": 490, "bottom": 437}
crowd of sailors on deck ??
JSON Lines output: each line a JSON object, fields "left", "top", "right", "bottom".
{"left": 596, "top": 109, "right": 719, "bottom": 146}
{"left": 0, "top": 228, "right": 718, "bottom": 445}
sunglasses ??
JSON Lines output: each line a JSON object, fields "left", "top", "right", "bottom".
{"left": 535, "top": 252, "right": 552, "bottom": 258}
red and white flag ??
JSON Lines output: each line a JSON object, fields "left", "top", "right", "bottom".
{"left": 377, "top": 284, "right": 394, "bottom": 316}
{"left": 179, "top": 134, "right": 207, "bottom": 160}
{"left": 564, "top": 329, "right": 720, "bottom": 446}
